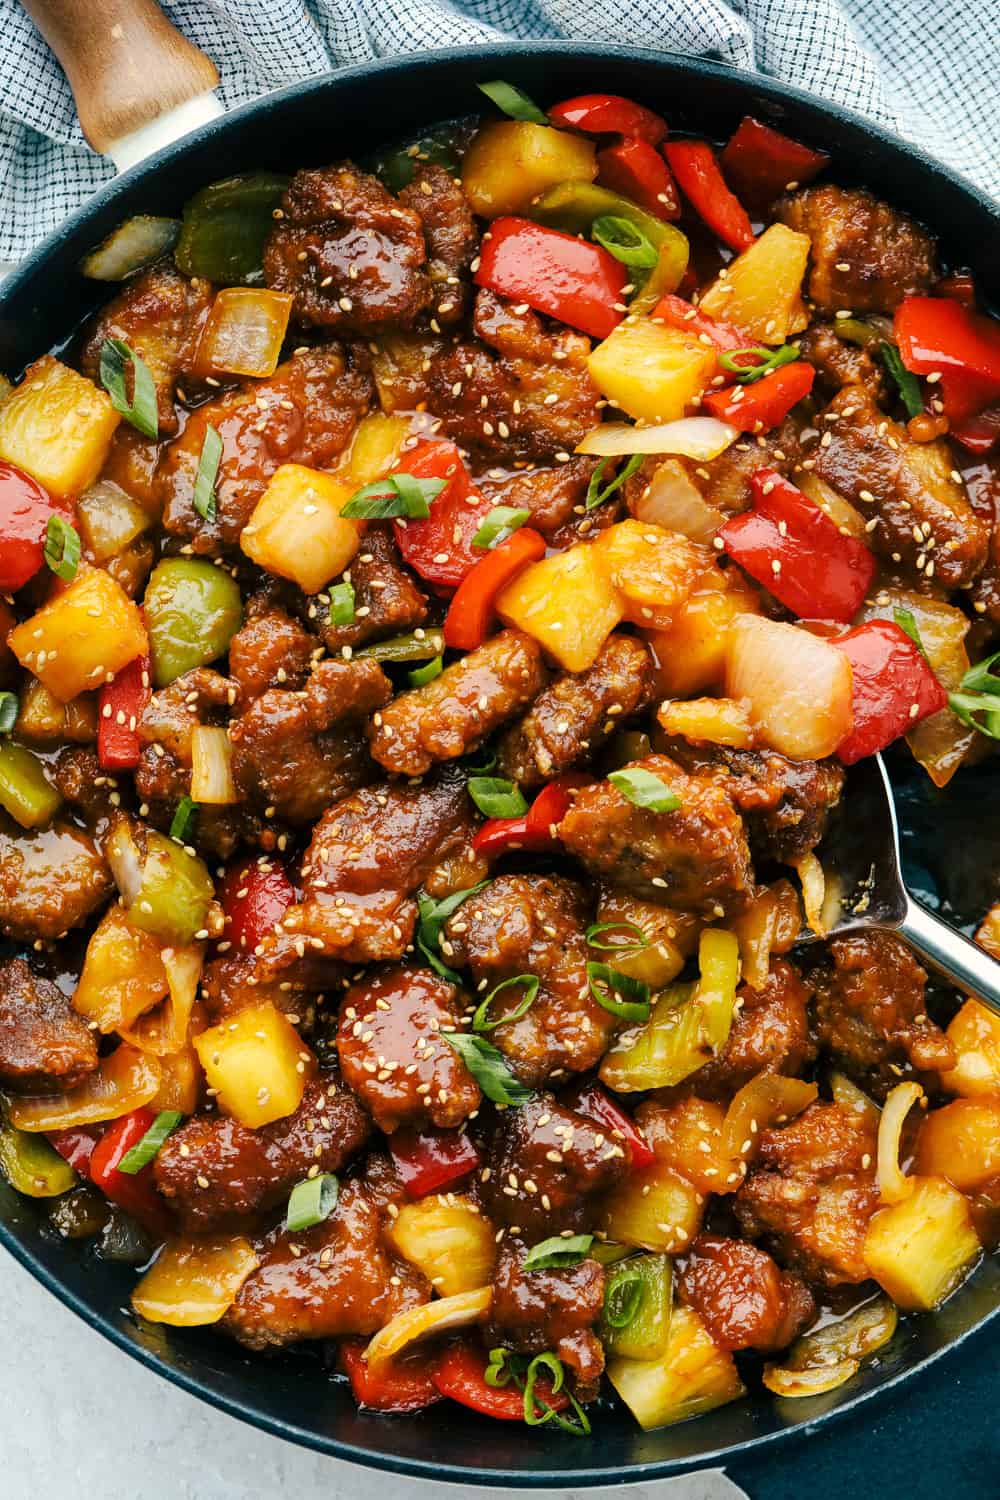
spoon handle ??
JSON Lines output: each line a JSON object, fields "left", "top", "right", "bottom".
{"left": 898, "top": 895, "right": 1000, "bottom": 1018}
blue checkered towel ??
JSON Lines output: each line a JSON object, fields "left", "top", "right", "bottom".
{"left": 0, "top": 0, "right": 996, "bottom": 262}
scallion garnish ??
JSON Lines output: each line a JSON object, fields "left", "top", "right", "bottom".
{"left": 441, "top": 1031, "right": 534, "bottom": 1106}
{"left": 586, "top": 961, "right": 650, "bottom": 1021}
{"left": 879, "top": 341, "right": 924, "bottom": 418}
{"left": 98, "top": 337, "right": 159, "bottom": 439}
{"left": 522, "top": 1233, "right": 594, "bottom": 1271}
{"left": 718, "top": 343, "right": 800, "bottom": 385}
{"left": 192, "top": 423, "right": 223, "bottom": 522}
{"left": 328, "top": 581, "right": 355, "bottom": 626}
{"left": 485, "top": 1347, "right": 591, "bottom": 1435}
{"left": 286, "top": 1172, "right": 340, "bottom": 1231}
{"left": 341, "top": 472, "right": 446, "bottom": 520}
{"left": 417, "top": 880, "right": 490, "bottom": 952}
{"left": 586, "top": 919, "right": 649, "bottom": 957}
{"left": 409, "top": 654, "right": 443, "bottom": 687}
{"left": 893, "top": 605, "right": 929, "bottom": 661}
{"left": 472, "top": 974, "right": 540, "bottom": 1032}
{"left": 473, "top": 506, "right": 531, "bottom": 549}
{"left": 477, "top": 80, "right": 547, "bottom": 124}
{"left": 603, "top": 1263, "right": 645, "bottom": 1328}
{"left": 44, "top": 514, "right": 80, "bottom": 581}
{"left": 468, "top": 776, "right": 528, "bottom": 819}
{"left": 169, "top": 795, "right": 198, "bottom": 844}
{"left": 608, "top": 767, "right": 681, "bottom": 813}
{"left": 585, "top": 452, "right": 644, "bottom": 512}
{"left": 0, "top": 692, "right": 19, "bottom": 736}
{"left": 117, "top": 1110, "right": 183, "bottom": 1174}
{"left": 591, "top": 215, "right": 658, "bottom": 270}
{"left": 949, "top": 648, "right": 1000, "bottom": 740}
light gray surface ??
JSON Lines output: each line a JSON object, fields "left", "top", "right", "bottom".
{"left": 0, "top": 1246, "right": 748, "bottom": 1500}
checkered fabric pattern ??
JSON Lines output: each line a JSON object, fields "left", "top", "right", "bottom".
{"left": 0, "top": 0, "right": 995, "bottom": 260}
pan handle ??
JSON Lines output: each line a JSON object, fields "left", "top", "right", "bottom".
{"left": 19, "top": 0, "right": 219, "bottom": 157}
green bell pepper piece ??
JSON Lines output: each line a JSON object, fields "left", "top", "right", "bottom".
{"left": 628, "top": 226, "right": 691, "bottom": 315}
{"left": 529, "top": 181, "right": 671, "bottom": 248}
{"left": 145, "top": 558, "right": 243, "bottom": 688}
{"left": 127, "top": 829, "right": 215, "bottom": 946}
{"left": 0, "top": 1120, "right": 76, "bottom": 1197}
{"left": 175, "top": 172, "right": 290, "bottom": 286}
{"left": 601, "top": 1252, "right": 673, "bottom": 1361}
{"left": 358, "top": 627, "right": 446, "bottom": 665}
{"left": 370, "top": 135, "right": 462, "bottom": 194}
{"left": 0, "top": 742, "right": 62, "bottom": 829}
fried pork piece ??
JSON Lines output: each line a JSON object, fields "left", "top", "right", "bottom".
{"left": 261, "top": 767, "right": 471, "bottom": 971}
{"left": 679, "top": 1234, "right": 815, "bottom": 1353}
{"left": 444, "top": 874, "right": 615, "bottom": 1084}
{"left": 661, "top": 739, "right": 845, "bottom": 866}
{"left": 734, "top": 1101, "right": 879, "bottom": 1288}
{"left": 811, "top": 386, "right": 988, "bottom": 588}
{"left": 559, "top": 754, "right": 754, "bottom": 917}
{"left": 967, "top": 459, "right": 1000, "bottom": 623}
{"left": 498, "top": 635, "right": 653, "bottom": 788}
{"left": 373, "top": 288, "right": 601, "bottom": 464}
{"left": 811, "top": 932, "right": 955, "bottom": 1095}
{"left": 199, "top": 953, "right": 314, "bottom": 1027}
{"left": 264, "top": 164, "right": 432, "bottom": 333}
{"left": 53, "top": 746, "right": 120, "bottom": 833}
{"left": 0, "top": 958, "right": 98, "bottom": 1094}
{"left": 477, "top": 1092, "right": 629, "bottom": 1239}
{"left": 476, "top": 456, "right": 605, "bottom": 542}
{"left": 795, "top": 322, "right": 888, "bottom": 402}
{"left": 368, "top": 629, "right": 546, "bottom": 778}
{"left": 230, "top": 657, "right": 390, "bottom": 825}
{"left": 315, "top": 526, "right": 428, "bottom": 654}
{"left": 398, "top": 162, "right": 478, "bottom": 326}
{"left": 485, "top": 1238, "right": 606, "bottom": 1400}
{"left": 228, "top": 595, "right": 317, "bottom": 701}
{"left": 153, "top": 1077, "right": 370, "bottom": 1232}
{"left": 0, "top": 816, "right": 112, "bottom": 943}
{"left": 336, "top": 966, "right": 480, "bottom": 1133}
{"left": 691, "top": 958, "right": 815, "bottom": 1100}
{"left": 224, "top": 1165, "right": 429, "bottom": 1350}
{"left": 78, "top": 263, "right": 212, "bottom": 435}
{"left": 139, "top": 667, "right": 234, "bottom": 762}
{"left": 778, "top": 185, "right": 936, "bottom": 314}
{"left": 158, "top": 344, "right": 372, "bottom": 551}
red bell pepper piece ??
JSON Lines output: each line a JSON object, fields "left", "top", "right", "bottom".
{"left": 443, "top": 525, "right": 546, "bottom": 652}
{"left": 89, "top": 1107, "right": 174, "bottom": 1240}
{"left": 548, "top": 93, "right": 668, "bottom": 145}
{"left": 720, "top": 115, "right": 829, "bottom": 209}
{"left": 474, "top": 217, "right": 627, "bottom": 341}
{"left": 219, "top": 855, "right": 295, "bottom": 952}
{"left": 97, "top": 653, "right": 151, "bottom": 771}
{"left": 703, "top": 361, "right": 815, "bottom": 432}
{"left": 937, "top": 368, "right": 1000, "bottom": 426}
{"left": 389, "top": 1127, "right": 480, "bottom": 1197}
{"left": 951, "top": 403, "right": 1000, "bottom": 456}
{"left": 895, "top": 296, "right": 1000, "bottom": 385}
{"left": 718, "top": 469, "right": 876, "bottom": 623}
{"left": 833, "top": 620, "right": 948, "bottom": 765}
{"left": 339, "top": 1339, "right": 442, "bottom": 1413}
{"left": 0, "top": 460, "right": 59, "bottom": 593}
{"left": 471, "top": 776, "right": 582, "bottom": 859}
{"left": 597, "top": 138, "right": 680, "bottom": 220}
{"left": 392, "top": 438, "right": 494, "bottom": 590}
{"left": 651, "top": 293, "right": 749, "bottom": 359}
{"left": 431, "top": 1342, "right": 569, "bottom": 1419}
{"left": 47, "top": 1126, "right": 101, "bottom": 1177}
{"left": 663, "top": 140, "right": 755, "bottom": 252}
{"left": 567, "top": 1079, "right": 655, "bottom": 1168}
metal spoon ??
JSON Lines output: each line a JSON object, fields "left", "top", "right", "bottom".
{"left": 804, "top": 752, "right": 1000, "bottom": 1017}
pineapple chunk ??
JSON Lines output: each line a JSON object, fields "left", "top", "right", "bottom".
{"left": 132, "top": 1236, "right": 259, "bottom": 1327}
{"left": 647, "top": 575, "right": 759, "bottom": 699}
{"left": 607, "top": 1305, "right": 745, "bottom": 1430}
{"left": 335, "top": 411, "right": 412, "bottom": 487}
{"left": 194, "top": 1000, "right": 311, "bottom": 1127}
{"left": 593, "top": 520, "right": 708, "bottom": 628}
{"left": 940, "top": 998, "right": 1000, "bottom": 1097}
{"left": 588, "top": 318, "right": 717, "bottom": 424}
{"left": 916, "top": 1098, "right": 1000, "bottom": 1192}
{"left": 462, "top": 121, "right": 596, "bottom": 218}
{"left": 496, "top": 540, "right": 623, "bottom": 672}
{"left": 0, "top": 355, "right": 120, "bottom": 497}
{"left": 638, "top": 1097, "right": 732, "bottom": 1197}
{"left": 193, "top": 288, "right": 294, "bottom": 379}
{"left": 386, "top": 1195, "right": 497, "bottom": 1296}
{"left": 599, "top": 1159, "right": 705, "bottom": 1252}
{"left": 864, "top": 1175, "right": 980, "bottom": 1310}
{"left": 73, "top": 904, "right": 169, "bottom": 1034}
{"left": 16, "top": 677, "right": 97, "bottom": 743}
{"left": 9, "top": 567, "right": 148, "bottom": 703}
{"left": 657, "top": 695, "right": 753, "bottom": 749}
{"left": 592, "top": 887, "right": 700, "bottom": 990}
{"left": 698, "top": 224, "right": 811, "bottom": 344}
{"left": 240, "top": 463, "right": 360, "bottom": 594}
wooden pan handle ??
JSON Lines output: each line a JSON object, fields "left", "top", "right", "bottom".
{"left": 20, "top": 0, "right": 219, "bottom": 154}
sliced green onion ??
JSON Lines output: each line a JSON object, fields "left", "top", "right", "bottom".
{"left": 477, "top": 80, "right": 547, "bottom": 124}
{"left": 592, "top": 215, "right": 658, "bottom": 270}
{"left": 286, "top": 1172, "right": 340, "bottom": 1231}
{"left": 417, "top": 935, "right": 464, "bottom": 985}
{"left": 585, "top": 452, "right": 644, "bottom": 512}
{"left": 718, "top": 344, "right": 799, "bottom": 385}
{"left": 468, "top": 776, "right": 528, "bottom": 819}
{"left": 417, "top": 880, "right": 490, "bottom": 952}
{"left": 117, "top": 1110, "right": 183, "bottom": 1174}
{"left": 328, "top": 581, "right": 355, "bottom": 626}
{"left": 608, "top": 767, "right": 681, "bottom": 813}
{"left": 949, "top": 648, "right": 1000, "bottom": 740}
{"left": 833, "top": 316, "right": 878, "bottom": 347}
{"left": 485, "top": 1347, "right": 520, "bottom": 1388}
{"left": 524, "top": 1353, "right": 591, "bottom": 1435}
{"left": 523, "top": 1233, "right": 594, "bottom": 1271}
{"left": 441, "top": 1031, "right": 534, "bottom": 1106}
{"left": 0, "top": 692, "right": 19, "bottom": 736}
{"left": 169, "top": 795, "right": 198, "bottom": 844}
{"left": 603, "top": 1263, "right": 645, "bottom": 1328}
{"left": 409, "top": 654, "right": 443, "bottom": 687}
{"left": 98, "top": 337, "right": 159, "bottom": 439}
{"left": 879, "top": 341, "right": 923, "bottom": 418}
{"left": 44, "top": 515, "right": 80, "bottom": 581}
{"left": 463, "top": 746, "right": 498, "bottom": 775}
{"left": 893, "top": 606, "right": 929, "bottom": 661}
{"left": 586, "top": 920, "right": 649, "bottom": 956}
{"left": 341, "top": 472, "right": 445, "bottom": 520}
{"left": 473, "top": 506, "right": 531, "bottom": 549}
{"left": 587, "top": 961, "right": 651, "bottom": 1021}
{"left": 472, "top": 974, "right": 540, "bottom": 1033}
{"left": 192, "top": 423, "right": 223, "bottom": 523}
